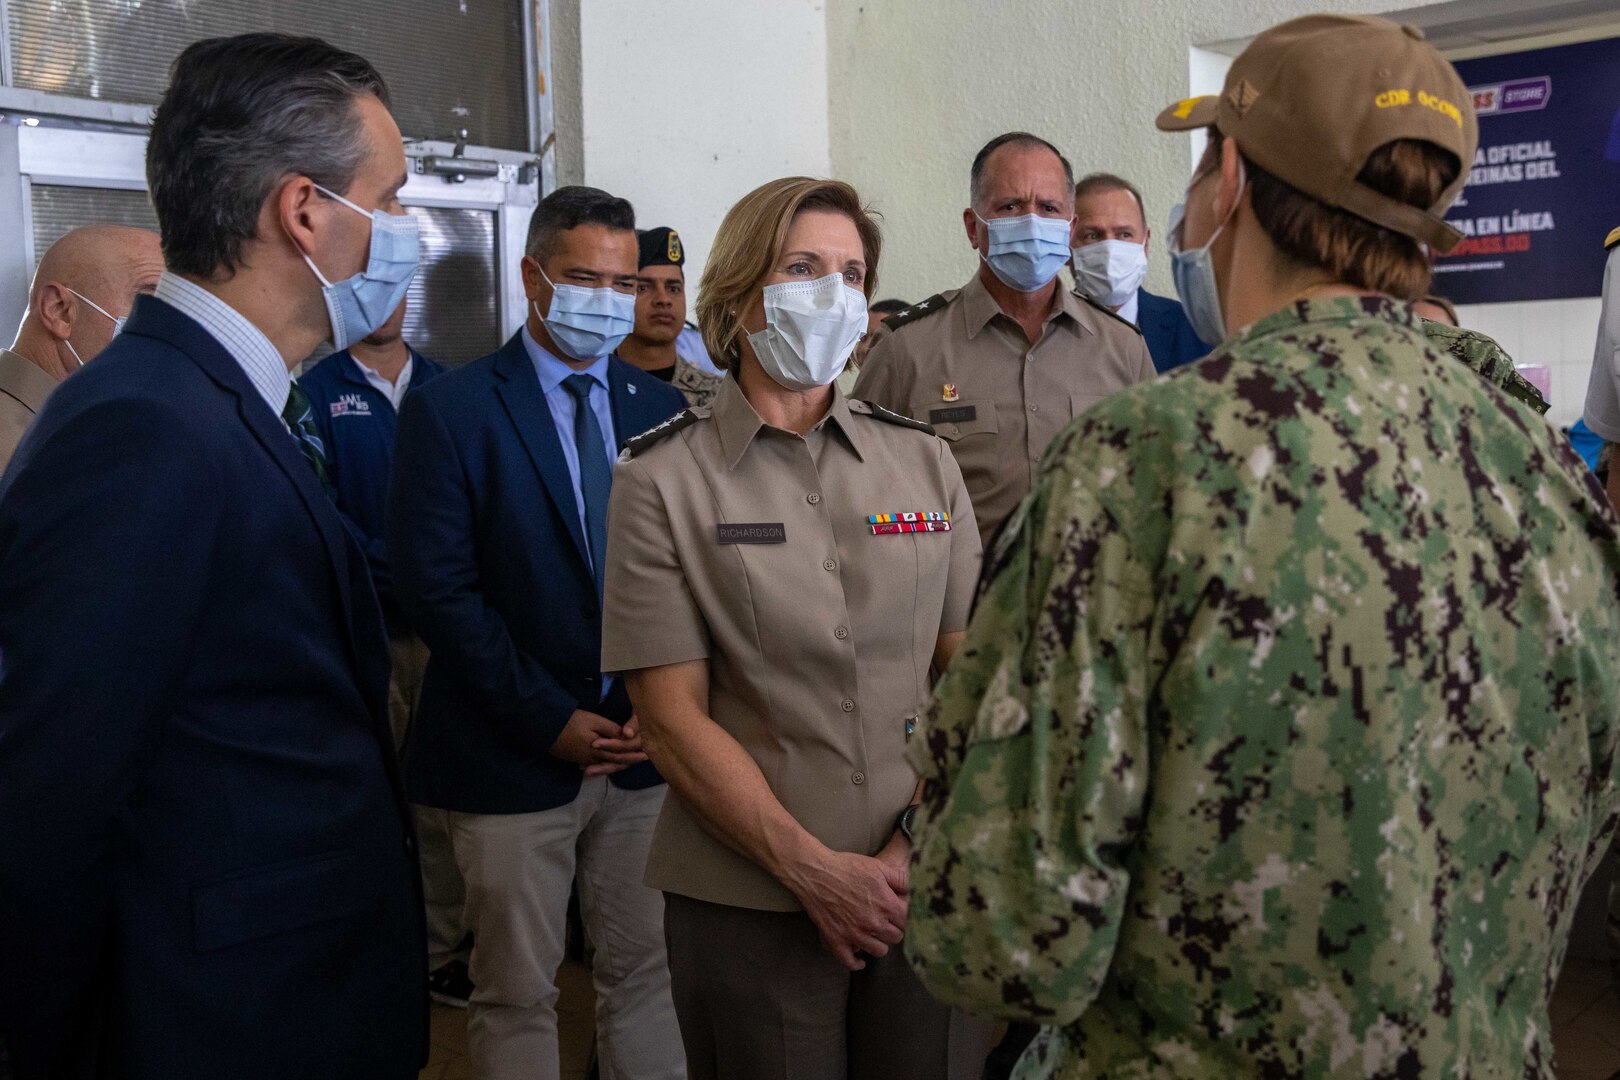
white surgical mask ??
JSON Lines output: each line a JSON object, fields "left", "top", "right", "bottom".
{"left": 1071, "top": 239, "right": 1149, "bottom": 308}
{"left": 748, "top": 273, "right": 868, "bottom": 391}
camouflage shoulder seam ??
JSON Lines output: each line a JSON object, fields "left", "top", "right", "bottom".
{"left": 848, "top": 397, "right": 935, "bottom": 435}
{"left": 1076, "top": 291, "right": 1143, "bottom": 336}
{"left": 621, "top": 408, "right": 704, "bottom": 458}
{"left": 881, "top": 294, "right": 949, "bottom": 332}
{"left": 1607, "top": 225, "right": 1620, "bottom": 251}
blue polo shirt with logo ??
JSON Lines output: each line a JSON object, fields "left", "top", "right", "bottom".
{"left": 299, "top": 345, "right": 446, "bottom": 633}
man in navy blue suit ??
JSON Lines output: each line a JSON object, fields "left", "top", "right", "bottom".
{"left": 300, "top": 297, "right": 474, "bottom": 1008}
{"left": 388, "top": 186, "right": 686, "bottom": 1079}
{"left": 0, "top": 34, "right": 425, "bottom": 1079}
{"left": 1070, "top": 172, "right": 1212, "bottom": 372}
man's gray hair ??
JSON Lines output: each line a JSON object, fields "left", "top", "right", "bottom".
{"left": 146, "top": 33, "right": 389, "bottom": 279}
{"left": 969, "top": 131, "right": 1075, "bottom": 210}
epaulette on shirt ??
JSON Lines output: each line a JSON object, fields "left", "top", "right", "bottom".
{"left": 1076, "top": 291, "right": 1144, "bottom": 335}
{"left": 620, "top": 407, "right": 705, "bottom": 460}
{"left": 1607, "top": 226, "right": 1620, "bottom": 251}
{"left": 881, "top": 294, "right": 949, "bottom": 332}
{"left": 848, "top": 398, "right": 935, "bottom": 434}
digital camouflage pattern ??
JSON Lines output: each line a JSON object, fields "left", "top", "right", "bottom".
{"left": 671, "top": 356, "right": 722, "bottom": 409}
{"left": 907, "top": 296, "right": 1620, "bottom": 1078}
{"left": 1421, "top": 320, "right": 1549, "bottom": 415}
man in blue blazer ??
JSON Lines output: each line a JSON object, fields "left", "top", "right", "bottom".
{"left": 0, "top": 35, "right": 425, "bottom": 1079}
{"left": 1070, "top": 172, "right": 1212, "bottom": 373}
{"left": 388, "top": 186, "right": 686, "bottom": 1079}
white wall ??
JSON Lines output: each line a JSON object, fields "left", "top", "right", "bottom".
{"left": 1457, "top": 299, "right": 1599, "bottom": 427}
{"left": 575, "top": 0, "right": 830, "bottom": 295}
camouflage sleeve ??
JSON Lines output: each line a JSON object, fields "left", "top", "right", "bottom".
{"left": 904, "top": 456, "right": 1156, "bottom": 1025}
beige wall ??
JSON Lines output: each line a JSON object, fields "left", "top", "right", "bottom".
{"left": 825, "top": 0, "right": 1397, "bottom": 304}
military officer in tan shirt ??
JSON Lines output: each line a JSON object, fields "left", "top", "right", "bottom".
{"left": 601, "top": 177, "right": 991, "bottom": 1080}
{"left": 854, "top": 131, "right": 1154, "bottom": 541}
{"left": 0, "top": 224, "right": 163, "bottom": 472}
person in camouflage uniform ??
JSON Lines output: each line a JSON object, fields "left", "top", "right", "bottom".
{"left": 905, "top": 15, "right": 1620, "bottom": 1079}
{"left": 1422, "top": 320, "right": 1548, "bottom": 415}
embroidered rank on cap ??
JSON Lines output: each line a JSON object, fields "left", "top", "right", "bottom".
{"left": 1225, "top": 79, "right": 1261, "bottom": 117}
{"left": 668, "top": 230, "right": 683, "bottom": 262}
{"left": 869, "top": 511, "right": 950, "bottom": 536}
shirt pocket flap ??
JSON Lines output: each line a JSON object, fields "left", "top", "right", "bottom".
{"left": 1069, "top": 391, "right": 1107, "bottom": 421}
{"left": 191, "top": 849, "right": 377, "bottom": 953}
{"left": 918, "top": 400, "right": 999, "bottom": 441}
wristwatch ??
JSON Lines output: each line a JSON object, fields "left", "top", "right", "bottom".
{"left": 896, "top": 803, "right": 919, "bottom": 843}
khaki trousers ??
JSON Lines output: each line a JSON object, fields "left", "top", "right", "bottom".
{"left": 387, "top": 631, "right": 467, "bottom": 969}
{"left": 663, "top": 892, "right": 993, "bottom": 1080}
{"left": 449, "top": 779, "right": 683, "bottom": 1080}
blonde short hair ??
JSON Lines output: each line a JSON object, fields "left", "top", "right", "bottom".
{"left": 697, "top": 178, "right": 881, "bottom": 371}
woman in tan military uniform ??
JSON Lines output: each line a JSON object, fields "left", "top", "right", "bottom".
{"left": 600, "top": 177, "right": 990, "bottom": 1080}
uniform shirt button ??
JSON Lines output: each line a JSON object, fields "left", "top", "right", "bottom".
{"left": 834, "top": 625, "right": 848, "bottom": 640}
{"left": 852, "top": 771, "right": 866, "bottom": 785}
{"left": 823, "top": 559, "right": 837, "bottom": 571}
{"left": 841, "top": 698, "right": 855, "bottom": 713}
{"left": 807, "top": 493, "right": 822, "bottom": 505}
{"left": 1028, "top": 403, "right": 1039, "bottom": 413}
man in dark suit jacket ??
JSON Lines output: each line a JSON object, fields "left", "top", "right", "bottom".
{"left": 1070, "top": 171, "right": 1212, "bottom": 374}
{"left": 1136, "top": 287, "right": 1211, "bottom": 373}
{"left": 0, "top": 35, "right": 425, "bottom": 1079}
{"left": 388, "top": 186, "right": 686, "bottom": 1079}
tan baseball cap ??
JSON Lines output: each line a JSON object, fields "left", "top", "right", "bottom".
{"left": 1156, "top": 14, "right": 1478, "bottom": 252}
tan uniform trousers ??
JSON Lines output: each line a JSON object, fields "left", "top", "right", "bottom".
{"left": 449, "top": 778, "right": 683, "bottom": 1080}
{"left": 387, "top": 631, "right": 467, "bottom": 970}
{"left": 664, "top": 892, "right": 993, "bottom": 1080}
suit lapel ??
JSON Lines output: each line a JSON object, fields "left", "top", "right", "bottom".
{"left": 493, "top": 336, "right": 592, "bottom": 570}
{"left": 607, "top": 358, "right": 668, "bottom": 451}
{"left": 126, "top": 298, "right": 372, "bottom": 706}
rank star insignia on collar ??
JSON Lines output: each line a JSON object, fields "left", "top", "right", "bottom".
{"left": 942, "top": 383, "right": 959, "bottom": 402}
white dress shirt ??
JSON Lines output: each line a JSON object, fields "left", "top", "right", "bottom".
{"left": 155, "top": 273, "right": 291, "bottom": 421}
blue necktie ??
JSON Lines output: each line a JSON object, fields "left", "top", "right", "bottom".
{"left": 562, "top": 374, "right": 611, "bottom": 593}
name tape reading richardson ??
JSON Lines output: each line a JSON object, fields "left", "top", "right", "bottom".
{"left": 716, "top": 522, "right": 788, "bottom": 545}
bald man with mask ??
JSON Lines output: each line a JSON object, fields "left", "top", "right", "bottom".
{"left": 0, "top": 224, "right": 163, "bottom": 471}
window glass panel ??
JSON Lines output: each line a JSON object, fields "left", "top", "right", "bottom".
{"left": 9, "top": 0, "right": 528, "bottom": 150}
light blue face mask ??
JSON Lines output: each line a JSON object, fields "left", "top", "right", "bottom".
{"left": 533, "top": 262, "right": 637, "bottom": 361}
{"left": 301, "top": 183, "right": 420, "bottom": 352}
{"left": 1167, "top": 159, "right": 1246, "bottom": 346}
{"left": 976, "top": 211, "right": 1073, "bottom": 292}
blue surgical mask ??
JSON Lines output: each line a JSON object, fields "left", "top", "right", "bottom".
{"left": 1167, "top": 160, "right": 1246, "bottom": 346}
{"left": 300, "top": 183, "right": 420, "bottom": 352}
{"left": 533, "top": 262, "right": 636, "bottom": 361}
{"left": 975, "top": 211, "right": 1073, "bottom": 292}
